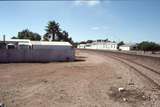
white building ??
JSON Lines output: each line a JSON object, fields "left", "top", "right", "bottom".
{"left": 0, "top": 39, "right": 75, "bottom": 62}
{"left": 31, "top": 41, "right": 73, "bottom": 49}
{"left": 77, "top": 44, "right": 86, "bottom": 49}
{"left": 77, "top": 41, "right": 117, "bottom": 50}
{"left": 31, "top": 41, "right": 75, "bottom": 61}
{"left": 47, "top": 34, "right": 59, "bottom": 41}
{"left": 119, "top": 44, "right": 134, "bottom": 51}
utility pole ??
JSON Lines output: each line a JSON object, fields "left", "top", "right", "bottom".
{"left": 3, "top": 35, "right": 5, "bottom": 43}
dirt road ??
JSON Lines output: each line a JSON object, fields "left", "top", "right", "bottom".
{"left": 0, "top": 50, "right": 160, "bottom": 107}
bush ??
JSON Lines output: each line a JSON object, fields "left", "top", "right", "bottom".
{"left": 137, "top": 41, "right": 160, "bottom": 52}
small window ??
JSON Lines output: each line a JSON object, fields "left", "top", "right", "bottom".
{"left": 19, "top": 45, "right": 30, "bottom": 49}
{"left": 7, "top": 44, "right": 16, "bottom": 49}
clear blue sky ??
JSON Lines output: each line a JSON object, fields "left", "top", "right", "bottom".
{"left": 0, "top": 0, "right": 160, "bottom": 43}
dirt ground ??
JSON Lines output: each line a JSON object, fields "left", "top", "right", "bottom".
{"left": 0, "top": 50, "right": 160, "bottom": 107}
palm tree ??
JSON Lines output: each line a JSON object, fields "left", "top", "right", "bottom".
{"left": 43, "top": 20, "right": 74, "bottom": 44}
{"left": 45, "top": 21, "right": 60, "bottom": 41}
{"left": 62, "top": 30, "right": 69, "bottom": 41}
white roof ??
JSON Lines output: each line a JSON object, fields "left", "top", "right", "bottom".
{"left": 120, "top": 44, "right": 133, "bottom": 47}
{"left": 18, "top": 42, "right": 32, "bottom": 45}
{"left": 92, "top": 41, "right": 117, "bottom": 45}
{"left": 7, "top": 43, "right": 15, "bottom": 45}
{"left": 4, "top": 39, "right": 31, "bottom": 42}
{"left": 31, "top": 41, "right": 72, "bottom": 46}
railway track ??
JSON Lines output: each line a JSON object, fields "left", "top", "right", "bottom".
{"left": 105, "top": 54, "right": 160, "bottom": 90}
{"left": 84, "top": 50, "right": 160, "bottom": 89}
{"left": 113, "top": 54, "right": 160, "bottom": 75}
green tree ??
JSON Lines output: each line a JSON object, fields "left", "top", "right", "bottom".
{"left": 61, "top": 30, "right": 74, "bottom": 44}
{"left": 44, "top": 21, "right": 60, "bottom": 41}
{"left": 79, "top": 41, "right": 86, "bottom": 44}
{"left": 73, "top": 42, "right": 79, "bottom": 48}
{"left": 32, "top": 33, "right": 41, "bottom": 41}
{"left": 62, "top": 31, "right": 69, "bottom": 41}
{"left": 11, "top": 36, "right": 17, "bottom": 39}
{"left": 137, "top": 41, "right": 160, "bottom": 53}
{"left": 43, "top": 20, "right": 74, "bottom": 44}
{"left": 43, "top": 33, "right": 49, "bottom": 41}
{"left": 86, "top": 40, "right": 93, "bottom": 43}
{"left": 117, "top": 41, "right": 125, "bottom": 49}
{"left": 15, "top": 29, "right": 41, "bottom": 41}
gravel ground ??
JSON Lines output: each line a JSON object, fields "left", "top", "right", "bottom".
{"left": 0, "top": 50, "right": 160, "bottom": 107}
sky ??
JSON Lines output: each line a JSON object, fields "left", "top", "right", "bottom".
{"left": 0, "top": 0, "right": 160, "bottom": 43}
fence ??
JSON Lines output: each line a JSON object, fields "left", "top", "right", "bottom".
{"left": 0, "top": 48, "right": 75, "bottom": 63}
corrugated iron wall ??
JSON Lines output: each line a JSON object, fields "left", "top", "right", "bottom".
{"left": 0, "top": 48, "right": 75, "bottom": 63}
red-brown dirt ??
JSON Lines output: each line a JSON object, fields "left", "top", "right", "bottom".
{"left": 0, "top": 49, "right": 160, "bottom": 107}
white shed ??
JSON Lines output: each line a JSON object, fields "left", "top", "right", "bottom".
{"left": 31, "top": 41, "right": 72, "bottom": 49}
{"left": 119, "top": 44, "right": 134, "bottom": 51}
{"left": 77, "top": 41, "right": 117, "bottom": 50}
{"left": 77, "top": 44, "right": 86, "bottom": 49}
{"left": 0, "top": 39, "right": 75, "bottom": 62}
{"left": 31, "top": 41, "right": 75, "bottom": 61}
